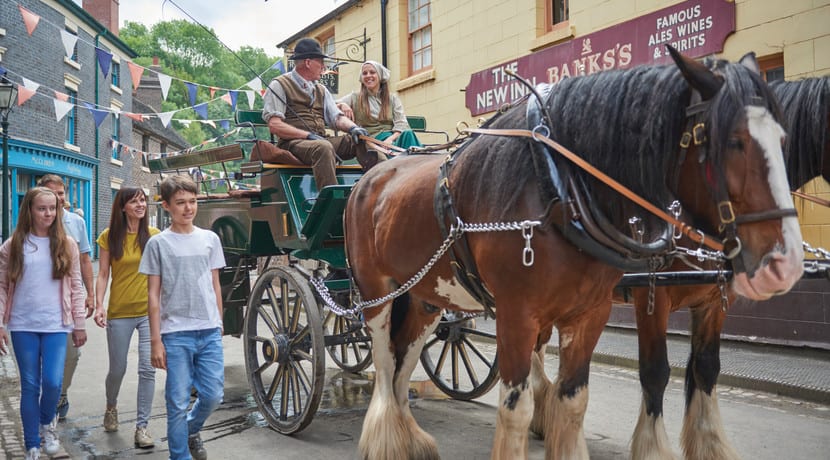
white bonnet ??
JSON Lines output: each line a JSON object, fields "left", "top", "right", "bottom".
{"left": 362, "top": 60, "right": 390, "bottom": 83}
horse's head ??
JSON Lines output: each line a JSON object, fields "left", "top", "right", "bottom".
{"left": 668, "top": 45, "right": 803, "bottom": 300}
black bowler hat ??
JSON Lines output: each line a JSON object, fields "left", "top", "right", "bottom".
{"left": 289, "top": 38, "right": 332, "bottom": 61}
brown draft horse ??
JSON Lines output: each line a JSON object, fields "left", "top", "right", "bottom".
{"left": 345, "top": 47, "right": 803, "bottom": 460}
{"left": 530, "top": 77, "right": 829, "bottom": 459}
{"left": 628, "top": 76, "right": 828, "bottom": 459}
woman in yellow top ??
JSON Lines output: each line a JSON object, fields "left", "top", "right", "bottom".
{"left": 93, "top": 187, "right": 160, "bottom": 449}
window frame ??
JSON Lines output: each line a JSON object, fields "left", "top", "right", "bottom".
{"left": 65, "top": 90, "right": 77, "bottom": 146}
{"left": 544, "top": 0, "right": 569, "bottom": 34}
{"left": 407, "top": 0, "right": 433, "bottom": 76}
{"left": 759, "top": 53, "right": 784, "bottom": 83}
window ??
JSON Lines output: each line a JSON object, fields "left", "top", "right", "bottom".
{"left": 408, "top": 0, "right": 432, "bottom": 74}
{"left": 65, "top": 90, "right": 77, "bottom": 145}
{"left": 759, "top": 54, "right": 784, "bottom": 83}
{"left": 321, "top": 33, "right": 336, "bottom": 60}
{"left": 549, "top": 0, "right": 568, "bottom": 26}
{"left": 142, "top": 134, "right": 150, "bottom": 153}
{"left": 111, "top": 114, "right": 120, "bottom": 160}
{"left": 111, "top": 61, "right": 120, "bottom": 87}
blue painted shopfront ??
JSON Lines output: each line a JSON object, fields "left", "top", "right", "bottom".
{"left": 7, "top": 139, "right": 97, "bottom": 241}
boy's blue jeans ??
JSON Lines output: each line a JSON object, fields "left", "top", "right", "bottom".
{"left": 11, "top": 331, "right": 68, "bottom": 450}
{"left": 162, "top": 328, "right": 224, "bottom": 460}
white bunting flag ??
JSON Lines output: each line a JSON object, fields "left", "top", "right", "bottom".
{"left": 53, "top": 99, "right": 74, "bottom": 121}
{"left": 60, "top": 30, "right": 78, "bottom": 59}
{"left": 157, "top": 111, "right": 175, "bottom": 128}
{"left": 158, "top": 73, "right": 172, "bottom": 101}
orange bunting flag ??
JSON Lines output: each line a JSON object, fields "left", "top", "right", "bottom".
{"left": 18, "top": 5, "right": 41, "bottom": 36}
{"left": 209, "top": 87, "right": 218, "bottom": 99}
{"left": 127, "top": 62, "right": 145, "bottom": 91}
{"left": 220, "top": 93, "right": 232, "bottom": 105}
{"left": 123, "top": 112, "right": 145, "bottom": 122}
{"left": 54, "top": 91, "right": 69, "bottom": 102}
{"left": 17, "top": 86, "right": 36, "bottom": 106}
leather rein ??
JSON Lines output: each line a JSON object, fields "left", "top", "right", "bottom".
{"left": 462, "top": 119, "right": 798, "bottom": 258}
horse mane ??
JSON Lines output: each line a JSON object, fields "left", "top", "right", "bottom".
{"left": 455, "top": 57, "right": 783, "bottom": 231}
{"left": 770, "top": 77, "right": 830, "bottom": 188}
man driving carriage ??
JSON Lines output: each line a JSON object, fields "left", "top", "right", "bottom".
{"left": 262, "top": 38, "right": 383, "bottom": 189}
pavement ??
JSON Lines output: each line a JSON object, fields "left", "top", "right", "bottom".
{"left": 1, "top": 293, "right": 828, "bottom": 457}
{"left": 472, "top": 320, "right": 830, "bottom": 405}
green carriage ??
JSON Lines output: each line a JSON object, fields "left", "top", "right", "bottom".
{"left": 146, "top": 112, "right": 499, "bottom": 435}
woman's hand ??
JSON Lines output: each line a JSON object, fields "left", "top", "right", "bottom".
{"left": 337, "top": 102, "right": 355, "bottom": 121}
{"left": 72, "top": 329, "right": 87, "bottom": 348}
{"left": 0, "top": 327, "right": 8, "bottom": 356}
{"left": 93, "top": 307, "right": 107, "bottom": 328}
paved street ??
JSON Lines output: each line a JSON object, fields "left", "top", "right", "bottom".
{"left": 2, "top": 316, "right": 829, "bottom": 459}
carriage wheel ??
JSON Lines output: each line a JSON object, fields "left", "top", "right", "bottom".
{"left": 323, "top": 310, "right": 373, "bottom": 373}
{"left": 419, "top": 314, "right": 500, "bottom": 400}
{"left": 243, "top": 266, "right": 325, "bottom": 434}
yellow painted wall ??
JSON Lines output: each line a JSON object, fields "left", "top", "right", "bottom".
{"left": 292, "top": 0, "right": 830, "bottom": 248}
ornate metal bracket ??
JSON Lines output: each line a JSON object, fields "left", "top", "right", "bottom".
{"left": 333, "top": 28, "right": 370, "bottom": 64}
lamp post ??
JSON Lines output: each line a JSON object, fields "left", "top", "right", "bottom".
{"left": 0, "top": 79, "right": 18, "bottom": 242}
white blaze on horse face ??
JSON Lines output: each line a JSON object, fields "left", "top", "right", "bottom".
{"left": 433, "top": 277, "right": 486, "bottom": 311}
{"left": 732, "top": 105, "right": 804, "bottom": 299}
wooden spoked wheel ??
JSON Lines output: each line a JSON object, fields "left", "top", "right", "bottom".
{"left": 243, "top": 266, "right": 325, "bottom": 434}
{"left": 323, "top": 309, "right": 373, "bottom": 373}
{"left": 419, "top": 314, "right": 500, "bottom": 400}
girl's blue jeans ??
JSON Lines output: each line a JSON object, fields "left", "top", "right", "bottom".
{"left": 11, "top": 331, "right": 68, "bottom": 450}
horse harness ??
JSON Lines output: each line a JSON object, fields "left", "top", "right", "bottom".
{"left": 432, "top": 81, "right": 799, "bottom": 312}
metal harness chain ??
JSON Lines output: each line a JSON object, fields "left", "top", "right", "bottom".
{"left": 310, "top": 219, "right": 542, "bottom": 318}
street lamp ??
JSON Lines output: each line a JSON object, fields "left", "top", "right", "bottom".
{"left": 0, "top": 79, "right": 18, "bottom": 242}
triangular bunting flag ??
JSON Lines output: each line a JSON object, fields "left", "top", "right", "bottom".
{"left": 203, "top": 120, "right": 216, "bottom": 129}
{"left": 220, "top": 93, "right": 232, "bottom": 105}
{"left": 60, "top": 30, "right": 78, "bottom": 59}
{"left": 22, "top": 78, "right": 40, "bottom": 92}
{"left": 83, "top": 102, "right": 110, "bottom": 127}
{"left": 228, "top": 91, "right": 238, "bottom": 111}
{"left": 17, "top": 86, "right": 36, "bottom": 106}
{"left": 209, "top": 87, "right": 217, "bottom": 99}
{"left": 158, "top": 73, "right": 172, "bottom": 100}
{"left": 246, "top": 77, "right": 262, "bottom": 92}
{"left": 123, "top": 112, "right": 144, "bottom": 122}
{"left": 220, "top": 119, "right": 230, "bottom": 131}
{"left": 127, "top": 62, "right": 144, "bottom": 91}
{"left": 54, "top": 99, "right": 73, "bottom": 121}
{"left": 245, "top": 90, "right": 255, "bottom": 109}
{"left": 193, "top": 103, "right": 208, "bottom": 120}
{"left": 186, "top": 82, "right": 198, "bottom": 106}
{"left": 95, "top": 48, "right": 113, "bottom": 78}
{"left": 54, "top": 90, "right": 69, "bottom": 102}
{"left": 271, "top": 60, "right": 286, "bottom": 74}
{"left": 18, "top": 5, "right": 41, "bottom": 36}
{"left": 260, "top": 88, "right": 267, "bottom": 98}
{"left": 157, "top": 111, "right": 175, "bottom": 128}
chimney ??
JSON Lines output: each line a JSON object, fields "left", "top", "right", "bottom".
{"left": 135, "top": 57, "right": 163, "bottom": 112}
{"left": 82, "top": 0, "right": 120, "bottom": 36}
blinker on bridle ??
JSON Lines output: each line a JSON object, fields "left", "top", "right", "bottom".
{"left": 679, "top": 92, "right": 798, "bottom": 264}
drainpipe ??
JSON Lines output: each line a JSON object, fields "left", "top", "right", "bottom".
{"left": 380, "top": 0, "right": 388, "bottom": 67}
{"left": 93, "top": 31, "right": 105, "bottom": 258}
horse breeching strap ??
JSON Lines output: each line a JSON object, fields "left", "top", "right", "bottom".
{"left": 463, "top": 127, "right": 726, "bottom": 253}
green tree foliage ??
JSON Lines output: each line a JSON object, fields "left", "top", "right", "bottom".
{"left": 120, "top": 20, "right": 283, "bottom": 146}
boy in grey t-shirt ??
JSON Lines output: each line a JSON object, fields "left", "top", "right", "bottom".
{"left": 139, "top": 175, "right": 225, "bottom": 460}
